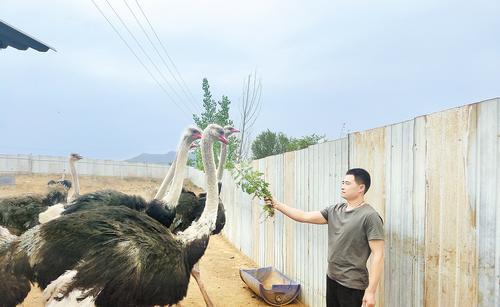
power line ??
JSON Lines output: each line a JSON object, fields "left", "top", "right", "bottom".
{"left": 134, "top": 0, "right": 200, "bottom": 109}
{"left": 124, "top": 0, "right": 201, "bottom": 114}
{"left": 100, "top": 0, "right": 197, "bottom": 116}
{"left": 103, "top": 0, "right": 197, "bottom": 115}
{"left": 90, "top": 0, "right": 193, "bottom": 119}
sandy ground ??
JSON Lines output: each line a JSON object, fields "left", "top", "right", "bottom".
{"left": 1, "top": 174, "right": 303, "bottom": 307}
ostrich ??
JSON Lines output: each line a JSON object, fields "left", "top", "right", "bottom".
{"left": 59, "top": 127, "right": 202, "bottom": 226}
{"left": 194, "top": 125, "right": 239, "bottom": 233}
{"left": 79, "top": 130, "right": 201, "bottom": 228}
{"left": 39, "top": 153, "right": 83, "bottom": 224}
{"left": 0, "top": 184, "right": 67, "bottom": 236}
{"left": 67, "top": 153, "right": 83, "bottom": 201}
{"left": 0, "top": 152, "right": 82, "bottom": 234}
{"left": 173, "top": 125, "right": 239, "bottom": 233}
{"left": 169, "top": 125, "right": 239, "bottom": 307}
{"left": 159, "top": 125, "right": 238, "bottom": 202}
{"left": 0, "top": 124, "right": 228, "bottom": 307}
{"left": 172, "top": 125, "right": 239, "bottom": 234}
{"left": 155, "top": 125, "right": 237, "bottom": 203}
{"left": 47, "top": 153, "right": 83, "bottom": 197}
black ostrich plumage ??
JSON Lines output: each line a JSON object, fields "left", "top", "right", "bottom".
{"left": 47, "top": 179, "right": 72, "bottom": 190}
{"left": 1, "top": 205, "right": 209, "bottom": 307}
{"left": 63, "top": 182, "right": 226, "bottom": 235}
{"left": 0, "top": 187, "right": 67, "bottom": 236}
{"left": 63, "top": 189, "right": 175, "bottom": 228}
{"left": 170, "top": 182, "right": 226, "bottom": 234}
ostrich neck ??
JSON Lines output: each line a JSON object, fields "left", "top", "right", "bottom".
{"left": 177, "top": 135, "right": 218, "bottom": 244}
{"left": 163, "top": 140, "right": 190, "bottom": 208}
{"left": 69, "top": 159, "right": 79, "bottom": 197}
{"left": 200, "top": 137, "right": 218, "bottom": 221}
{"left": 154, "top": 157, "right": 176, "bottom": 200}
{"left": 216, "top": 143, "right": 227, "bottom": 182}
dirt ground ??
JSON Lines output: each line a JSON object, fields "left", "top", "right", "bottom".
{"left": 1, "top": 174, "right": 303, "bottom": 307}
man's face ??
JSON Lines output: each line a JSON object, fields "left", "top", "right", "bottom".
{"left": 341, "top": 174, "right": 364, "bottom": 200}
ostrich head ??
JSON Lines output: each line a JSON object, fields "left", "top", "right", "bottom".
{"left": 70, "top": 153, "right": 83, "bottom": 161}
{"left": 205, "top": 124, "right": 228, "bottom": 144}
{"left": 178, "top": 126, "right": 202, "bottom": 155}
{"left": 223, "top": 125, "right": 240, "bottom": 138}
{"left": 183, "top": 126, "right": 202, "bottom": 143}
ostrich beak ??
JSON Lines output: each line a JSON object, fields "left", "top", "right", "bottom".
{"left": 193, "top": 132, "right": 202, "bottom": 139}
{"left": 231, "top": 128, "right": 240, "bottom": 133}
{"left": 218, "top": 135, "right": 229, "bottom": 144}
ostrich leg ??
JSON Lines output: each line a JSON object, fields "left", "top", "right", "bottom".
{"left": 191, "top": 262, "right": 214, "bottom": 307}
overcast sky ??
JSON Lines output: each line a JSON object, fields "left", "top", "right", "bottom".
{"left": 1, "top": 0, "right": 499, "bottom": 160}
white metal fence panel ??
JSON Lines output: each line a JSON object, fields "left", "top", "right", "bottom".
{"left": 0, "top": 154, "right": 170, "bottom": 179}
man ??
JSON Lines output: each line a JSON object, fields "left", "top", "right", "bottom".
{"left": 265, "top": 168, "right": 384, "bottom": 307}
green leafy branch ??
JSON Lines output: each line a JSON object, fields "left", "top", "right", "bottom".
{"left": 231, "top": 162, "right": 275, "bottom": 218}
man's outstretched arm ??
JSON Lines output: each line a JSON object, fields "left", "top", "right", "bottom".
{"left": 265, "top": 199, "right": 327, "bottom": 224}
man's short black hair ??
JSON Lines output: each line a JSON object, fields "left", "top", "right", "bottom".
{"left": 346, "top": 168, "right": 371, "bottom": 194}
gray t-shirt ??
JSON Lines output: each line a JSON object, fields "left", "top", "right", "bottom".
{"left": 320, "top": 203, "right": 384, "bottom": 290}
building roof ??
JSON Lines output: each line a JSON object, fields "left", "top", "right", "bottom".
{"left": 0, "top": 19, "right": 56, "bottom": 52}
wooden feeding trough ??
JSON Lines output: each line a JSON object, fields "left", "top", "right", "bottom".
{"left": 240, "top": 267, "right": 301, "bottom": 306}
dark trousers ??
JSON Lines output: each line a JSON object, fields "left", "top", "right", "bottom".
{"left": 326, "top": 275, "right": 365, "bottom": 307}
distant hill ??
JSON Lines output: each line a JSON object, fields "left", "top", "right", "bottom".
{"left": 125, "top": 151, "right": 176, "bottom": 165}
{"left": 125, "top": 151, "right": 196, "bottom": 165}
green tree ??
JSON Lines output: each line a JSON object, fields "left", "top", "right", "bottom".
{"left": 215, "top": 95, "right": 233, "bottom": 126}
{"left": 251, "top": 130, "right": 290, "bottom": 159}
{"left": 251, "top": 130, "right": 325, "bottom": 159}
{"left": 215, "top": 95, "right": 239, "bottom": 170}
{"left": 193, "top": 78, "right": 217, "bottom": 129}
{"left": 288, "top": 133, "right": 325, "bottom": 151}
{"left": 190, "top": 79, "right": 239, "bottom": 171}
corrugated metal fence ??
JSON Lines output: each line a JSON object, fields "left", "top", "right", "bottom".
{"left": 218, "top": 98, "right": 499, "bottom": 307}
